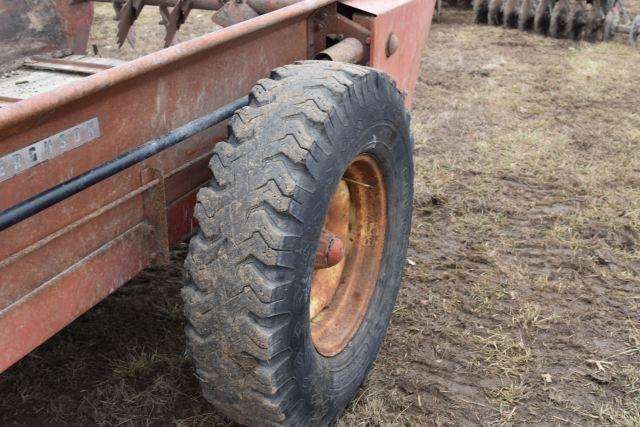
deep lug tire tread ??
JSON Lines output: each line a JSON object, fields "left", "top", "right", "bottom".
{"left": 183, "top": 61, "right": 411, "bottom": 426}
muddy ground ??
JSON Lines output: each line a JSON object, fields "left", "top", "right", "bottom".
{"left": 2, "top": 4, "right": 640, "bottom": 426}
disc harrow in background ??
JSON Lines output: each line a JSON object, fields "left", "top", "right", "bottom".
{"left": 440, "top": 0, "right": 640, "bottom": 46}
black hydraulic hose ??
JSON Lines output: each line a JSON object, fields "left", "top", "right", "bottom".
{"left": 0, "top": 96, "right": 249, "bottom": 232}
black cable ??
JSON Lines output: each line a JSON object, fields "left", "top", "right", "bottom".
{"left": 0, "top": 96, "right": 249, "bottom": 232}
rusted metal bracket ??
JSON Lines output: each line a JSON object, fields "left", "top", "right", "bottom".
{"left": 307, "top": 3, "right": 337, "bottom": 58}
{"left": 330, "top": 14, "right": 370, "bottom": 63}
{"left": 140, "top": 168, "right": 170, "bottom": 266}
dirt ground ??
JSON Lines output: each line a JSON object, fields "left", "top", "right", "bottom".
{"left": 2, "top": 3, "right": 640, "bottom": 426}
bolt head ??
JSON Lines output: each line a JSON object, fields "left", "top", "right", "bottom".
{"left": 386, "top": 33, "right": 400, "bottom": 57}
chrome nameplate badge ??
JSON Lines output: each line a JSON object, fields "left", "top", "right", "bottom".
{"left": 0, "top": 117, "right": 100, "bottom": 183}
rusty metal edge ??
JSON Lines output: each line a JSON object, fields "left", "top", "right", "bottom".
{"left": 339, "top": 0, "right": 415, "bottom": 15}
{"left": 0, "top": 0, "right": 335, "bottom": 133}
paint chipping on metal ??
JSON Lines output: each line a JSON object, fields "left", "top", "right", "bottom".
{"left": 0, "top": 117, "right": 100, "bottom": 184}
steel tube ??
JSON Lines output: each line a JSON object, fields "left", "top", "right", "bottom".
{"left": 315, "top": 38, "right": 364, "bottom": 64}
{"left": 0, "top": 96, "right": 249, "bottom": 232}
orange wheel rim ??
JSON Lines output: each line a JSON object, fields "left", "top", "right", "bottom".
{"left": 310, "top": 154, "right": 387, "bottom": 357}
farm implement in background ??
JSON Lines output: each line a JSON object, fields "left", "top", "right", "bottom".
{"left": 70, "top": 0, "right": 309, "bottom": 48}
{"left": 441, "top": 0, "right": 639, "bottom": 45}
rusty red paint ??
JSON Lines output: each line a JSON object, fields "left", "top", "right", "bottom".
{"left": 0, "top": 193, "right": 143, "bottom": 310}
{"left": 0, "top": 0, "right": 334, "bottom": 374}
{"left": 55, "top": 0, "right": 94, "bottom": 54}
{"left": 0, "top": 0, "right": 433, "bottom": 374}
{"left": 167, "top": 190, "right": 199, "bottom": 245}
{"left": 340, "top": 0, "right": 434, "bottom": 106}
{"left": 0, "top": 0, "right": 92, "bottom": 65}
{"left": 0, "top": 224, "right": 150, "bottom": 370}
{"left": 0, "top": 0, "right": 334, "bottom": 136}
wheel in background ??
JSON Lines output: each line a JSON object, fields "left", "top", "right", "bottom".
{"left": 474, "top": 0, "right": 491, "bottom": 23}
{"left": 603, "top": 7, "right": 620, "bottom": 40}
{"left": 535, "top": 0, "right": 553, "bottom": 34}
{"left": 550, "top": 0, "right": 570, "bottom": 37}
{"left": 489, "top": 0, "right": 505, "bottom": 25}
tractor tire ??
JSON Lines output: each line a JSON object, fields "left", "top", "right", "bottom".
{"left": 183, "top": 61, "right": 413, "bottom": 426}
{"left": 566, "top": 1, "right": 587, "bottom": 39}
{"left": 586, "top": 0, "right": 606, "bottom": 41}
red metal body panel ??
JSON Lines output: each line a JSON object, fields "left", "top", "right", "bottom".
{"left": 0, "top": 224, "right": 150, "bottom": 370}
{"left": 341, "top": 0, "right": 434, "bottom": 106}
{"left": 0, "top": 0, "right": 433, "bottom": 374}
{"left": 0, "top": 0, "right": 334, "bottom": 373}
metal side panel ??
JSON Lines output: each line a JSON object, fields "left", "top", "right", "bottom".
{"left": 340, "top": 0, "right": 435, "bottom": 106}
{"left": 0, "top": 0, "right": 335, "bottom": 374}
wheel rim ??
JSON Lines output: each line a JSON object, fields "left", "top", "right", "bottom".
{"left": 310, "top": 154, "right": 387, "bottom": 357}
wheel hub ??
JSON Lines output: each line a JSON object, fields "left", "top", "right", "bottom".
{"left": 314, "top": 230, "right": 345, "bottom": 269}
{"left": 309, "top": 154, "right": 387, "bottom": 357}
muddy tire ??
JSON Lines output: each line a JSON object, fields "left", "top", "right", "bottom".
{"left": 183, "top": 61, "right": 413, "bottom": 426}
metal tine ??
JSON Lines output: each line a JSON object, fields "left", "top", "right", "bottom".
{"left": 75, "top": 0, "right": 223, "bottom": 49}
{"left": 116, "top": 0, "right": 145, "bottom": 48}
{"left": 164, "top": 0, "right": 194, "bottom": 47}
